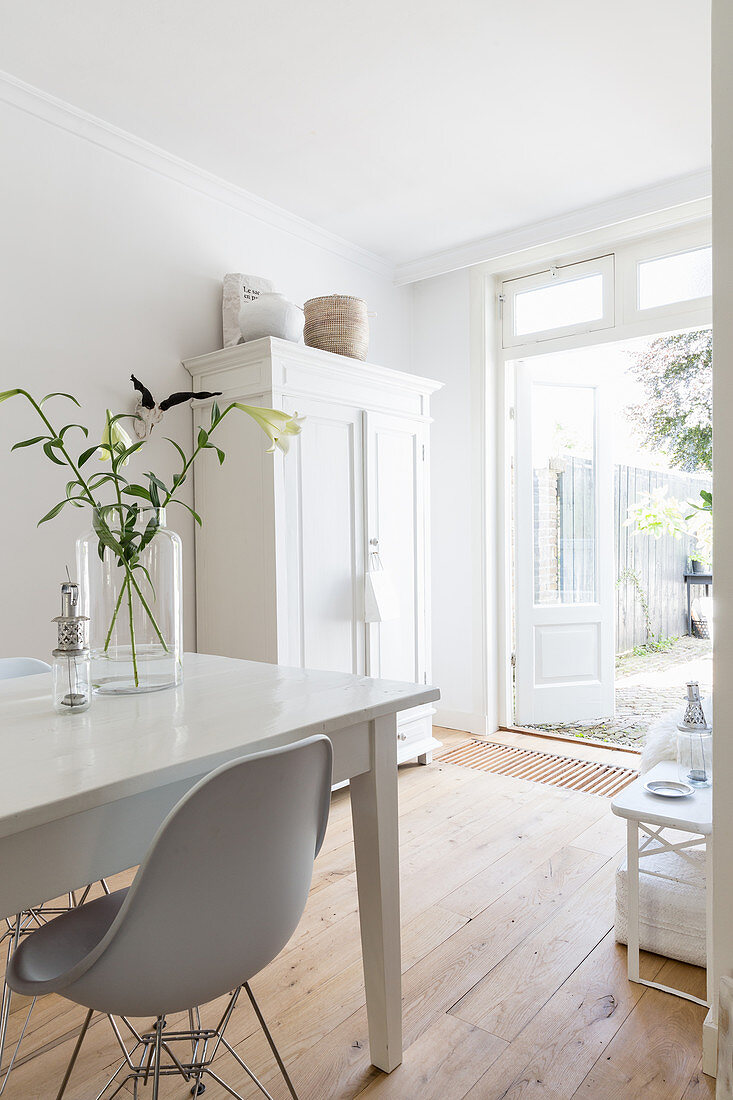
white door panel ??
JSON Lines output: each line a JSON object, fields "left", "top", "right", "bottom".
{"left": 366, "top": 413, "right": 426, "bottom": 684}
{"left": 282, "top": 397, "right": 365, "bottom": 675}
{"left": 535, "top": 622, "right": 601, "bottom": 683}
{"left": 514, "top": 361, "right": 614, "bottom": 723}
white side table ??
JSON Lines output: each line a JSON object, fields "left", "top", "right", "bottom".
{"left": 611, "top": 760, "right": 712, "bottom": 1007}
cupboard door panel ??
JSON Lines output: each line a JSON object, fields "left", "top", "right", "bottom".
{"left": 193, "top": 398, "right": 277, "bottom": 662}
{"left": 282, "top": 398, "right": 365, "bottom": 675}
{"left": 366, "top": 413, "right": 426, "bottom": 684}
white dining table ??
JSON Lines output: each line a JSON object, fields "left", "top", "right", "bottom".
{"left": 0, "top": 653, "right": 440, "bottom": 1073}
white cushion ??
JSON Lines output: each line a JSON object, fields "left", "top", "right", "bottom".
{"left": 615, "top": 845, "right": 706, "bottom": 968}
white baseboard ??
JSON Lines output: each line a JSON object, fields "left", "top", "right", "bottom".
{"left": 703, "top": 1007, "right": 718, "bottom": 1078}
{"left": 433, "top": 709, "right": 489, "bottom": 736}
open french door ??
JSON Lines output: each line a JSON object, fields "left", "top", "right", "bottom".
{"left": 514, "top": 358, "right": 614, "bottom": 724}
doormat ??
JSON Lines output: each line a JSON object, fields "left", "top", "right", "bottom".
{"left": 441, "top": 740, "right": 638, "bottom": 798}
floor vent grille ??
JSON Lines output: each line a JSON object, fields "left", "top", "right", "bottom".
{"left": 441, "top": 740, "right": 638, "bottom": 798}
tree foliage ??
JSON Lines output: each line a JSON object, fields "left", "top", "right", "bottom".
{"left": 626, "top": 328, "right": 712, "bottom": 472}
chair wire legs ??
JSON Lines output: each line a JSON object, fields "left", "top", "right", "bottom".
{"left": 57, "top": 983, "right": 300, "bottom": 1100}
{"left": 55, "top": 1009, "right": 93, "bottom": 1100}
{"left": 0, "top": 913, "right": 22, "bottom": 1094}
{"left": 243, "top": 983, "right": 299, "bottom": 1100}
{"left": 0, "top": 882, "right": 110, "bottom": 1095}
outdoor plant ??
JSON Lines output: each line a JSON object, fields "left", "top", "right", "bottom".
{"left": 626, "top": 486, "right": 713, "bottom": 569}
{"left": 685, "top": 489, "right": 713, "bottom": 566}
{"left": 0, "top": 386, "right": 303, "bottom": 686}
{"left": 625, "top": 486, "right": 687, "bottom": 540}
{"left": 616, "top": 567, "right": 675, "bottom": 653}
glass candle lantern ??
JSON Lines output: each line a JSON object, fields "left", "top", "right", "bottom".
{"left": 676, "top": 681, "right": 712, "bottom": 788}
{"left": 677, "top": 726, "right": 712, "bottom": 788}
{"left": 52, "top": 581, "right": 92, "bottom": 713}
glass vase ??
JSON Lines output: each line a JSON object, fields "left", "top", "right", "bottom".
{"left": 77, "top": 508, "right": 183, "bottom": 694}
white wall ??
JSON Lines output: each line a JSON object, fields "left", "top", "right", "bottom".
{"left": 411, "top": 269, "right": 491, "bottom": 732}
{"left": 0, "top": 97, "right": 411, "bottom": 659}
{"left": 711, "top": 0, "right": 733, "bottom": 1079}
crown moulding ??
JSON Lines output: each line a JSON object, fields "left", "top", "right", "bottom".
{"left": 0, "top": 68, "right": 393, "bottom": 280}
{"left": 0, "top": 68, "right": 712, "bottom": 288}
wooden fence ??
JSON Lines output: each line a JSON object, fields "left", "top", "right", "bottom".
{"left": 552, "top": 458, "right": 710, "bottom": 654}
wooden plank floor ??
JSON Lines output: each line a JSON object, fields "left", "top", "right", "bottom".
{"left": 1, "top": 728, "right": 711, "bottom": 1099}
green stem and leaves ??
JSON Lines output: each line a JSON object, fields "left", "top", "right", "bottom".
{"left": 0, "top": 388, "right": 303, "bottom": 686}
{"left": 104, "top": 578, "right": 128, "bottom": 651}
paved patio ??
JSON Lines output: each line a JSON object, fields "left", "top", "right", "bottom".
{"left": 525, "top": 636, "right": 713, "bottom": 748}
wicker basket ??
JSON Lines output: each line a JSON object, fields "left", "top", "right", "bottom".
{"left": 303, "top": 295, "right": 369, "bottom": 361}
{"left": 692, "top": 616, "right": 710, "bottom": 640}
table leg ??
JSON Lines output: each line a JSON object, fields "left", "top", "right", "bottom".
{"left": 627, "top": 819, "right": 640, "bottom": 983}
{"left": 349, "top": 713, "right": 402, "bottom": 1073}
{"left": 687, "top": 582, "right": 692, "bottom": 636}
{"left": 706, "top": 837, "right": 714, "bottom": 1007}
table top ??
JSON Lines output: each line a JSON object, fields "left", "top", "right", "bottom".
{"left": 611, "top": 760, "right": 712, "bottom": 834}
{"left": 684, "top": 572, "right": 713, "bottom": 583}
{"left": 0, "top": 654, "right": 439, "bottom": 841}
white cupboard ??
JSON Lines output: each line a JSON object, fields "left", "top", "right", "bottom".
{"left": 183, "top": 337, "right": 442, "bottom": 764}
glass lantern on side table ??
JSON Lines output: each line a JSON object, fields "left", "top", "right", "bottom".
{"left": 676, "top": 681, "right": 712, "bottom": 788}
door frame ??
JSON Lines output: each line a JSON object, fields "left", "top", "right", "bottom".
{"left": 477, "top": 220, "right": 713, "bottom": 732}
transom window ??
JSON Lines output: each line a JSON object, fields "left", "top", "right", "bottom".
{"left": 515, "top": 274, "right": 604, "bottom": 337}
{"left": 502, "top": 256, "right": 614, "bottom": 348}
{"left": 637, "top": 246, "right": 712, "bottom": 311}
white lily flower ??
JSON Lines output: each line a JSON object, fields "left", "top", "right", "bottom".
{"left": 234, "top": 403, "right": 305, "bottom": 454}
{"left": 99, "top": 410, "right": 133, "bottom": 463}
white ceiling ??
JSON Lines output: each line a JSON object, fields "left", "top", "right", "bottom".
{"left": 0, "top": 0, "right": 711, "bottom": 266}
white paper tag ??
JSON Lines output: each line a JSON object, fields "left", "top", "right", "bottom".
{"left": 365, "top": 565, "right": 400, "bottom": 622}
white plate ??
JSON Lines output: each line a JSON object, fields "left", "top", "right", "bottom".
{"left": 643, "top": 779, "right": 694, "bottom": 798}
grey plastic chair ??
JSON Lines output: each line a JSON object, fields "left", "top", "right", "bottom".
{"left": 0, "top": 657, "right": 100, "bottom": 1095}
{"left": 7, "top": 734, "right": 333, "bottom": 1100}
{"left": 0, "top": 657, "right": 52, "bottom": 680}
{"left": 0, "top": 657, "right": 111, "bottom": 1094}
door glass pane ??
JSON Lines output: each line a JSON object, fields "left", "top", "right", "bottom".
{"left": 533, "top": 384, "right": 596, "bottom": 604}
{"left": 515, "top": 274, "right": 603, "bottom": 337}
{"left": 638, "top": 247, "right": 712, "bottom": 310}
